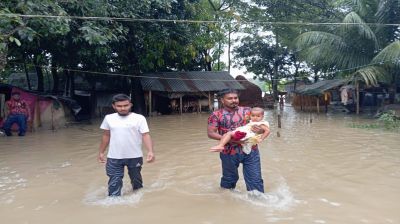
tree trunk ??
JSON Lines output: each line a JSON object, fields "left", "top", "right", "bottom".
{"left": 51, "top": 65, "right": 59, "bottom": 94}
{"left": 23, "top": 55, "right": 32, "bottom": 90}
{"left": 34, "top": 62, "right": 44, "bottom": 92}
{"left": 217, "top": 23, "right": 221, "bottom": 71}
{"left": 63, "top": 70, "right": 70, "bottom": 96}
{"left": 313, "top": 68, "right": 319, "bottom": 83}
{"left": 389, "top": 72, "right": 397, "bottom": 104}
{"left": 130, "top": 76, "right": 146, "bottom": 116}
{"left": 228, "top": 29, "right": 231, "bottom": 74}
{"left": 0, "top": 46, "right": 6, "bottom": 72}
{"left": 69, "top": 70, "right": 75, "bottom": 97}
{"left": 293, "top": 61, "right": 300, "bottom": 91}
{"left": 272, "top": 34, "right": 279, "bottom": 100}
{"left": 356, "top": 81, "right": 360, "bottom": 115}
{"left": 204, "top": 50, "right": 212, "bottom": 71}
{"left": 272, "top": 64, "right": 279, "bottom": 100}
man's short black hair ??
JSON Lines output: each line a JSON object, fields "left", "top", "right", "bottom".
{"left": 217, "top": 89, "right": 239, "bottom": 98}
{"left": 112, "top": 94, "right": 131, "bottom": 104}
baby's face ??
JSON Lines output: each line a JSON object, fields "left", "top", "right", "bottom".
{"left": 250, "top": 111, "right": 264, "bottom": 122}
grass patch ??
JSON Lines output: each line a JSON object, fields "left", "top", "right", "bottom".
{"left": 349, "top": 110, "right": 400, "bottom": 131}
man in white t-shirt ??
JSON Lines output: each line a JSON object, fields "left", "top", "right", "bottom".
{"left": 98, "top": 94, "right": 155, "bottom": 196}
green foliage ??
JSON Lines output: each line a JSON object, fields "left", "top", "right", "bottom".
{"left": 349, "top": 110, "right": 400, "bottom": 131}
{"left": 1, "top": 0, "right": 231, "bottom": 86}
{"left": 233, "top": 34, "right": 293, "bottom": 80}
{"left": 378, "top": 110, "right": 400, "bottom": 130}
{"left": 294, "top": 0, "right": 400, "bottom": 87}
{"left": 372, "top": 41, "right": 400, "bottom": 68}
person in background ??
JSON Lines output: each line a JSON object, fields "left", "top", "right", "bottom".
{"left": 3, "top": 92, "right": 31, "bottom": 136}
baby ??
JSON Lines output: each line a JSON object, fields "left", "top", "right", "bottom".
{"left": 210, "top": 107, "right": 270, "bottom": 154}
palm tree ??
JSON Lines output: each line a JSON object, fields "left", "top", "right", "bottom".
{"left": 294, "top": 0, "right": 400, "bottom": 113}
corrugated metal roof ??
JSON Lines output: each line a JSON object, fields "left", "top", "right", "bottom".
{"left": 295, "top": 79, "right": 347, "bottom": 95}
{"left": 140, "top": 71, "right": 244, "bottom": 92}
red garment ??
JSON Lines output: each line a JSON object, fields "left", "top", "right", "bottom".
{"left": 232, "top": 131, "right": 247, "bottom": 141}
{"left": 6, "top": 99, "right": 29, "bottom": 116}
{"left": 208, "top": 107, "right": 253, "bottom": 155}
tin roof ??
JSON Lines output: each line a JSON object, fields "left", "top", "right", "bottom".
{"left": 295, "top": 79, "right": 348, "bottom": 95}
{"left": 140, "top": 71, "right": 244, "bottom": 92}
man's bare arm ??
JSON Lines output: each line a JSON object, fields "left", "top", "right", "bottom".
{"left": 98, "top": 130, "right": 110, "bottom": 163}
{"left": 142, "top": 132, "right": 155, "bottom": 162}
{"left": 207, "top": 125, "right": 222, "bottom": 140}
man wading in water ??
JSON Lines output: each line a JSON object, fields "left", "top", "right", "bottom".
{"left": 207, "top": 89, "right": 269, "bottom": 193}
{"left": 98, "top": 94, "right": 155, "bottom": 196}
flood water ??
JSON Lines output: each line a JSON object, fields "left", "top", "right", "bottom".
{"left": 1, "top": 106, "right": 399, "bottom": 224}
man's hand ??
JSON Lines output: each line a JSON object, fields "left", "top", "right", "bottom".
{"left": 98, "top": 152, "right": 106, "bottom": 163}
{"left": 146, "top": 151, "right": 155, "bottom": 163}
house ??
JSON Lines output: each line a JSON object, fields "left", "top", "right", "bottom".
{"left": 0, "top": 83, "right": 80, "bottom": 132}
{"left": 139, "top": 71, "right": 244, "bottom": 115}
{"left": 292, "top": 79, "right": 349, "bottom": 113}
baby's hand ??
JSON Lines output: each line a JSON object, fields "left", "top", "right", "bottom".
{"left": 254, "top": 136, "right": 264, "bottom": 144}
{"left": 251, "top": 125, "right": 264, "bottom": 134}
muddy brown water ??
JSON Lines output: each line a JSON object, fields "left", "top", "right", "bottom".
{"left": 1, "top": 107, "right": 399, "bottom": 224}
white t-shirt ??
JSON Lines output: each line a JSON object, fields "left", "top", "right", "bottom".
{"left": 100, "top": 113, "right": 149, "bottom": 159}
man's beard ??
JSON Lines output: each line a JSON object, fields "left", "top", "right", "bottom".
{"left": 117, "top": 111, "right": 130, "bottom": 116}
{"left": 226, "top": 103, "right": 238, "bottom": 109}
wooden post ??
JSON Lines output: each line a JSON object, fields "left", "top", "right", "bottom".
{"left": 0, "top": 94, "right": 5, "bottom": 118}
{"left": 208, "top": 92, "right": 212, "bottom": 111}
{"left": 198, "top": 98, "right": 201, "bottom": 113}
{"left": 278, "top": 114, "right": 281, "bottom": 128}
{"left": 317, "top": 96, "right": 320, "bottom": 113}
{"left": 149, "top": 90, "right": 152, "bottom": 116}
{"left": 277, "top": 114, "right": 282, "bottom": 137}
{"left": 51, "top": 100, "right": 55, "bottom": 131}
{"left": 179, "top": 96, "right": 183, "bottom": 115}
{"left": 356, "top": 81, "right": 360, "bottom": 115}
{"left": 300, "top": 95, "right": 303, "bottom": 111}
{"left": 324, "top": 92, "right": 328, "bottom": 113}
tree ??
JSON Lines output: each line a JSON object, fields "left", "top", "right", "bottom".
{"left": 233, "top": 34, "right": 294, "bottom": 98}
{"left": 294, "top": 0, "right": 400, "bottom": 112}
{"left": 232, "top": 0, "right": 340, "bottom": 98}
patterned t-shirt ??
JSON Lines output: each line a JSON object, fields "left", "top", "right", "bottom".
{"left": 6, "top": 99, "right": 29, "bottom": 116}
{"left": 208, "top": 106, "right": 257, "bottom": 155}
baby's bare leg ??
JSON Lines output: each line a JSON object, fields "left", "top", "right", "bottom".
{"left": 210, "top": 131, "right": 233, "bottom": 152}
